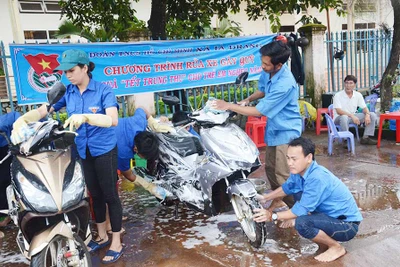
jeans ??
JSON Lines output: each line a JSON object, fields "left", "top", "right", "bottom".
{"left": 295, "top": 213, "right": 360, "bottom": 242}
{"left": 82, "top": 146, "right": 122, "bottom": 232}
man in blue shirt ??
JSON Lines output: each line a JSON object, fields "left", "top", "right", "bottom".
{"left": 0, "top": 112, "right": 20, "bottom": 230}
{"left": 254, "top": 137, "right": 362, "bottom": 263}
{"left": 213, "top": 41, "right": 302, "bottom": 208}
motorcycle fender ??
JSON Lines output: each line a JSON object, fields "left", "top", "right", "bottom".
{"left": 29, "top": 221, "right": 74, "bottom": 257}
{"left": 228, "top": 179, "right": 257, "bottom": 199}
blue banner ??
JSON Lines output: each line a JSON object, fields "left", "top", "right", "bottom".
{"left": 10, "top": 35, "right": 275, "bottom": 105}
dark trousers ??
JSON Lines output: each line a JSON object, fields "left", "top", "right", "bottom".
{"left": 82, "top": 146, "right": 122, "bottom": 232}
{"left": 0, "top": 146, "right": 12, "bottom": 216}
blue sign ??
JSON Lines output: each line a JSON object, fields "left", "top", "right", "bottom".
{"left": 10, "top": 35, "right": 275, "bottom": 105}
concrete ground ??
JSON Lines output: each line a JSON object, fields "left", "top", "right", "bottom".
{"left": 1, "top": 129, "right": 399, "bottom": 267}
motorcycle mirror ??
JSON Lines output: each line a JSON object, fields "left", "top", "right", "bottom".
{"left": 161, "top": 95, "right": 180, "bottom": 105}
{"left": 235, "top": 71, "right": 249, "bottom": 85}
{"left": 47, "top": 82, "right": 66, "bottom": 106}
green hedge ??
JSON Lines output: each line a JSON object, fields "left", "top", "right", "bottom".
{"left": 52, "top": 87, "right": 255, "bottom": 120}
{"left": 156, "top": 87, "right": 255, "bottom": 115}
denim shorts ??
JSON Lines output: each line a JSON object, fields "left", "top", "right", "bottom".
{"left": 295, "top": 213, "right": 360, "bottom": 241}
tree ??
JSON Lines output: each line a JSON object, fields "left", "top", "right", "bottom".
{"left": 59, "top": 0, "right": 141, "bottom": 41}
{"left": 380, "top": 0, "right": 400, "bottom": 112}
{"left": 148, "top": 0, "right": 346, "bottom": 39}
{"left": 56, "top": 19, "right": 148, "bottom": 42}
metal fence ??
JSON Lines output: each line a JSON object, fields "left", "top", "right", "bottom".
{"left": 325, "top": 29, "right": 393, "bottom": 93}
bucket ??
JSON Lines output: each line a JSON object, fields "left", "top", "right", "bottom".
{"left": 134, "top": 154, "right": 147, "bottom": 168}
{"left": 249, "top": 178, "right": 267, "bottom": 194}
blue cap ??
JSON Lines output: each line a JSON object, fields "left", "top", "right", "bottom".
{"left": 55, "top": 49, "right": 90, "bottom": 71}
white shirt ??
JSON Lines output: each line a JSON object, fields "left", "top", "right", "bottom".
{"left": 332, "top": 90, "right": 366, "bottom": 119}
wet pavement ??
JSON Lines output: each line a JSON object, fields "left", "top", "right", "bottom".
{"left": 1, "top": 130, "right": 399, "bottom": 267}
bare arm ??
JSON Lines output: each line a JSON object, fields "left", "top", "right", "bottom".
{"left": 121, "top": 170, "right": 136, "bottom": 182}
{"left": 263, "top": 187, "right": 287, "bottom": 202}
{"left": 362, "top": 107, "right": 371, "bottom": 125}
{"left": 239, "top": 90, "right": 265, "bottom": 105}
{"left": 213, "top": 100, "right": 263, "bottom": 116}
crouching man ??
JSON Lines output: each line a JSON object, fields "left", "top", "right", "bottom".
{"left": 254, "top": 137, "right": 362, "bottom": 262}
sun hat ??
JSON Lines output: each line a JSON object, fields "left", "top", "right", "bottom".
{"left": 54, "top": 49, "right": 89, "bottom": 71}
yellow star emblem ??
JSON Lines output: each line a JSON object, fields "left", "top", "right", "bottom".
{"left": 38, "top": 59, "right": 51, "bottom": 70}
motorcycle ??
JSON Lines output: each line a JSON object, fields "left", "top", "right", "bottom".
{"left": 134, "top": 72, "right": 268, "bottom": 248}
{"left": 0, "top": 83, "right": 92, "bottom": 267}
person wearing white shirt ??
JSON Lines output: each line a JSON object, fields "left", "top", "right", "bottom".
{"left": 333, "top": 75, "right": 377, "bottom": 145}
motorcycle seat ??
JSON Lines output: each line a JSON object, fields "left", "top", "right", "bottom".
{"left": 163, "top": 134, "right": 204, "bottom": 157}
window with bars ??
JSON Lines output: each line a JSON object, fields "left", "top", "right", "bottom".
{"left": 19, "top": 0, "right": 61, "bottom": 13}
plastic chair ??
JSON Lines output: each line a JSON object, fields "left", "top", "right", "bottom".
{"left": 328, "top": 104, "right": 360, "bottom": 141}
{"left": 325, "top": 114, "right": 355, "bottom": 155}
{"left": 247, "top": 116, "right": 267, "bottom": 122}
{"left": 245, "top": 118, "right": 267, "bottom": 148}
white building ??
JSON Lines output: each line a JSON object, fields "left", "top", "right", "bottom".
{"left": 0, "top": 0, "right": 395, "bottom": 47}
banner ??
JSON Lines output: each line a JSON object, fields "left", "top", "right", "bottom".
{"left": 10, "top": 35, "right": 276, "bottom": 105}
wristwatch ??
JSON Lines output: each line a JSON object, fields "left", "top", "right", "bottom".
{"left": 271, "top": 212, "right": 278, "bottom": 224}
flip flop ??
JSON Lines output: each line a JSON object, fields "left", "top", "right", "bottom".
{"left": 101, "top": 247, "right": 124, "bottom": 264}
{"left": 87, "top": 239, "right": 110, "bottom": 253}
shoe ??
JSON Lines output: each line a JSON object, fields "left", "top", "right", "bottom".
{"left": 360, "top": 137, "right": 377, "bottom": 145}
{"left": 87, "top": 239, "right": 110, "bottom": 253}
{"left": 102, "top": 247, "right": 124, "bottom": 264}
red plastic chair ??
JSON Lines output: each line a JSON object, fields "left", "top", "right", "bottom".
{"left": 245, "top": 117, "right": 267, "bottom": 148}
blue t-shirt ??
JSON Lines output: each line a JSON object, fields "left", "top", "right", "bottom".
{"left": 256, "top": 65, "right": 302, "bottom": 146}
{"left": 116, "top": 108, "right": 147, "bottom": 171}
{"left": 0, "top": 112, "right": 20, "bottom": 147}
{"left": 53, "top": 79, "right": 118, "bottom": 159}
{"left": 188, "top": 126, "right": 200, "bottom": 139}
{"left": 282, "top": 161, "right": 363, "bottom": 222}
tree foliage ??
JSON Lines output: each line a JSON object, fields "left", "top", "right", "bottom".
{"left": 58, "top": 0, "right": 145, "bottom": 41}
{"left": 214, "top": 0, "right": 345, "bottom": 33}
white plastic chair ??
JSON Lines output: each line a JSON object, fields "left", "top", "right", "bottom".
{"left": 325, "top": 114, "right": 355, "bottom": 155}
{"left": 328, "top": 104, "right": 360, "bottom": 141}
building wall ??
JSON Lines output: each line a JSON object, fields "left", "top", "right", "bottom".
{"left": 0, "top": 0, "right": 395, "bottom": 45}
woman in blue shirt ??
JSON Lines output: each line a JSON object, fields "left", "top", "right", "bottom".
{"left": 11, "top": 49, "right": 123, "bottom": 263}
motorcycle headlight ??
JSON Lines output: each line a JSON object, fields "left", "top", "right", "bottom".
{"left": 62, "top": 162, "right": 84, "bottom": 209}
{"left": 17, "top": 172, "right": 58, "bottom": 213}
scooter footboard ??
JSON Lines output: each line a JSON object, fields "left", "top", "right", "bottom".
{"left": 227, "top": 179, "right": 257, "bottom": 199}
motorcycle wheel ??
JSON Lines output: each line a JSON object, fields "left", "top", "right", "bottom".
{"left": 231, "top": 195, "right": 267, "bottom": 248}
{"left": 30, "top": 234, "right": 91, "bottom": 267}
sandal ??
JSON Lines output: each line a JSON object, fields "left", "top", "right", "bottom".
{"left": 87, "top": 238, "right": 110, "bottom": 253}
{"left": 102, "top": 247, "right": 124, "bottom": 264}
